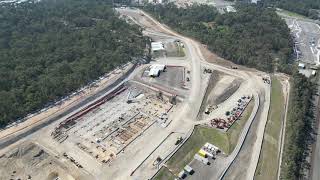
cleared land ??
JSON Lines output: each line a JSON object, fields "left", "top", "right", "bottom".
{"left": 0, "top": 142, "right": 82, "bottom": 180}
{"left": 166, "top": 41, "right": 185, "bottom": 57}
{"left": 198, "top": 71, "right": 242, "bottom": 120}
{"left": 161, "top": 99, "right": 254, "bottom": 175}
{"left": 255, "top": 77, "right": 284, "bottom": 180}
{"left": 0, "top": 7, "right": 271, "bottom": 180}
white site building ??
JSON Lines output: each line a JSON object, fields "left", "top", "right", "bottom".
{"left": 298, "top": 63, "right": 305, "bottom": 69}
{"left": 151, "top": 42, "right": 165, "bottom": 52}
{"left": 148, "top": 64, "right": 166, "bottom": 77}
{"left": 225, "top": 6, "right": 236, "bottom": 13}
{"left": 148, "top": 0, "right": 163, "bottom": 4}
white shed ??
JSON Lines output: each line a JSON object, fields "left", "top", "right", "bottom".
{"left": 148, "top": 68, "right": 160, "bottom": 77}
{"left": 298, "top": 63, "right": 305, "bottom": 69}
{"left": 150, "top": 64, "right": 166, "bottom": 71}
{"left": 151, "top": 42, "right": 164, "bottom": 51}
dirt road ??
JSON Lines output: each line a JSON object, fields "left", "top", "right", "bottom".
{"left": 132, "top": 8, "right": 271, "bottom": 180}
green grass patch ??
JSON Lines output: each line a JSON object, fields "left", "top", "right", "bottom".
{"left": 165, "top": 99, "right": 254, "bottom": 175}
{"left": 255, "top": 76, "right": 285, "bottom": 180}
{"left": 176, "top": 45, "right": 185, "bottom": 57}
{"left": 166, "top": 126, "right": 228, "bottom": 174}
{"left": 166, "top": 42, "right": 185, "bottom": 57}
{"left": 277, "top": 8, "right": 307, "bottom": 19}
{"left": 154, "top": 166, "right": 175, "bottom": 180}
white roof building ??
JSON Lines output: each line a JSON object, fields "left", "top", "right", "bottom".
{"left": 150, "top": 64, "right": 166, "bottom": 71}
{"left": 148, "top": 0, "right": 163, "bottom": 4}
{"left": 151, "top": 42, "right": 165, "bottom": 51}
{"left": 298, "top": 63, "right": 305, "bottom": 69}
{"left": 148, "top": 64, "right": 166, "bottom": 77}
{"left": 226, "top": 6, "right": 236, "bottom": 13}
{"left": 148, "top": 68, "right": 160, "bottom": 77}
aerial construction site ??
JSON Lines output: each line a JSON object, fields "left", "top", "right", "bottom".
{"left": 0, "top": 7, "right": 289, "bottom": 180}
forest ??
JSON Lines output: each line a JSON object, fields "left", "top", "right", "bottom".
{"left": 143, "top": 3, "right": 293, "bottom": 72}
{"left": 281, "top": 71, "right": 314, "bottom": 180}
{"left": 263, "top": 0, "right": 320, "bottom": 19}
{"left": 0, "top": 0, "right": 146, "bottom": 126}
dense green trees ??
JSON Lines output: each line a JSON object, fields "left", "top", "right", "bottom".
{"left": 264, "top": 0, "right": 320, "bottom": 18}
{"left": 0, "top": 0, "right": 146, "bottom": 126}
{"left": 281, "top": 71, "right": 314, "bottom": 180}
{"left": 143, "top": 3, "right": 292, "bottom": 72}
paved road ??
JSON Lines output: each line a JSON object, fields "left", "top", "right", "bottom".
{"left": 283, "top": 15, "right": 320, "bottom": 180}
{"left": 285, "top": 17, "right": 320, "bottom": 65}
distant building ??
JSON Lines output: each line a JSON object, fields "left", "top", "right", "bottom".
{"left": 298, "top": 63, "right": 306, "bottom": 69}
{"left": 148, "top": 68, "right": 160, "bottom": 77}
{"left": 148, "top": 0, "right": 162, "bottom": 4}
{"left": 225, "top": 6, "right": 236, "bottom": 13}
{"left": 148, "top": 64, "right": 166, "bottom": 77}
{"left": 151, "top": 42, "right": 165, "bottom": 52}
{"left": 150, "top": 64, "right": 166, "bottom": 71}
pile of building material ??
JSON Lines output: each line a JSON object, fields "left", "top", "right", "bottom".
{"left": 206, "top": 95, "right": 252, "bottom": 130}
{"left": 51, "top": 85, "right": 128, "bottom": 141}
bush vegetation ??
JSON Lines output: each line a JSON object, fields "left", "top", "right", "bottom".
{"left": 281, "top": 71, "right": 314, "bottom": 180}
{"left": 143, "top": 3, "right": 293, "bottom": 72}
{"left": 263, "top": 0, "right": 320, "bottom": 19}
{"left": 0, "top": 0, "right": 146, "bottom": 126}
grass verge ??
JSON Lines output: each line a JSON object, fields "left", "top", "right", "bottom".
{"left": 153, "top": 166, "right": 175, "bottom": 180}
{"left": 161, "top": 99, "right": 254, "bottom": 175}
{"left": 254, "top": 76, "right": 285, "bottom": 180}
{"left": 176, "top": 45, "right": 185, "bottom": 57}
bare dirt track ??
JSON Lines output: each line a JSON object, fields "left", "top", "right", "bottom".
{"left": 131, "top": 9, "right": 271, "bottom": 180}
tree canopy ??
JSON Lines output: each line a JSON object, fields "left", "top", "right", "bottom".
{"left": 264, "top": 0, "right": 320, "bottom": 18}
{"left": 143, "top": 3, "right": 293, "bottom": 72}
{"left": 0, "top": 0, "right": 146, "bottom": 126}
{"left": 281, "top": 71, "right": 314, "bottom": 180}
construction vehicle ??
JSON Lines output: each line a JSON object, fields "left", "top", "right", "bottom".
{"left": 231, "top": 66, "right": 238, "bottom": 69}
{"left": 152, "top": 156, "right": 162, "bottom": 166}
{"left": 184, "top": 165, "right": 194, "bottom": 175}
{"left": 262, "top": 76, "right": 270, "bottom": 84}
{"left": 175, "top": 136, "right": 183, "bottom": 145}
